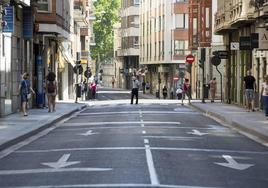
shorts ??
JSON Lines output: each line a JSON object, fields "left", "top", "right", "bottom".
{"left": 245, "top": 89, "right": 255, "bottom": 101}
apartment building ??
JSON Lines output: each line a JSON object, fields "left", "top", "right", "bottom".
{"left": 0, "top": 0, "right": 94, "bottom": 116}
{"left": 114, "top": 0, "right": 140, "bottom": 89}
{"left": 188, "top": 0, "right": 213, "bottom": 99}
{"left": 0, "top": 0, "right": 31, "bottom": 116}
{"left": 140, "top": 0, "right": 189, "bottom": 98}
{"left": 34, "top": 0, "right": 73, "bottom": 102}
{"left": 214, "top": 0, "right": 266, "bottom": 106}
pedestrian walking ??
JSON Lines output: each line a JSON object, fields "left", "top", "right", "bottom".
{"left": 142, "top": 81, "right": 146, "bottom": 94}
{"left": 18, "top": 73, "right": 35, "bottom": 116}
{"left": 209, "top": 77, "right": 217, "bottom": 102}
{"left": 181, "top": 78, "right": 191, "bottom": 105}
{"left": 111, "top": 76, "right": 115, "bottom": 88}
{"left": 90, "top": 81, "right": 97, "bottom": 99}
{"left": 45, "top": 72, "right": 57, "bottom": 113}
{"left": 163, "top": 86, "right": 168, "bottom": 99}
{"left": 243, "top": 70, "right": 256, "bottom": 112}
{"left": 170, "top": 87, "right": 174, "bottom": 99}
{"left": 131, "top": 76, "right": 140, "bottom": 104}
{"left": 261, "top": 75, "right": 268, "bottom": 119}
{"left": 82, "top": 80, "right": 87, "bottom": 100}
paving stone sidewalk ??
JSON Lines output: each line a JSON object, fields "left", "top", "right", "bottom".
{"left": 0, "top": 102, "right": 86, "bottom": 151}
{"left": 191, "top": 102, "right": 268, "bottom": 144}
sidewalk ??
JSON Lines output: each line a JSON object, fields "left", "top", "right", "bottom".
{"left": 191, "top": 102, "right": 268, "bottom": 144}
{"left": 0, "top": 102, "right": 86, "bottom": 151}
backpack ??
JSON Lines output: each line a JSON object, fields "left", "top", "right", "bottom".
{"left": 183, "top": 83, "right": 190, "bottom": 91}
{"left": 47, "top": 81, "right": 56, "bottom": 93}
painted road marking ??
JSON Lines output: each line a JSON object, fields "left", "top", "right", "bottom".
{"left": 187, "top": 130, "right": 209, "bottom": 136}
{"left": 142, "top": 131, "right": 146, "bottom": 134}
{"left": 78, "top": 111, "right": 199, "bottom": 116}
{"left": 63, "top": 121, "right": 181, "bottom": 126}
{"left": 144, "top": 139, "right": 149, "bottom": 144}
{"left": 214, "top": 155, "right": 254, "bottom": 170}
{"left": 143, "top": 136, "right": 201, "bottom": 141}
{"left": 57, "top": 126, "right": 232, "bottom": 131}
{"left": 0, "top": 167, "right": 112, "bottom": 175}
{"left": 78, "top": 130, "right": 99, "bottom": 136}
{"left": 42, "top": 154, "right": 80, "bottom": 169}
{"left": 145, "top": 144, "right": 159, "bottom": 185}
{"left": 15, "top": 147, "right": 268, "bottom": 155}
{"left": 7, "top": 184, "right": 219, "bottom": 188}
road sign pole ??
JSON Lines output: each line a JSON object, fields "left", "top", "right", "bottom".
{"left": 216, "top": 65, "right": 223, "bottom": 103}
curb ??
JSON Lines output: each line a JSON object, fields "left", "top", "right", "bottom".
{"left": 0, "top": 104, "right": 87, "bottom": 151}
{"left": 190, "top": 104, "right": 268, "bottom": 143}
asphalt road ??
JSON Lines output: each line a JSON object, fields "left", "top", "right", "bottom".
{"left": 0, "top": 88, "right": 268, "bottom": 188}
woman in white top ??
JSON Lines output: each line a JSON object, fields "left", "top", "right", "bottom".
{"left": 261, "top": 75, "right": 268, "bottom": 119}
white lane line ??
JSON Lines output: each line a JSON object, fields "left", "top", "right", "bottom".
{"left": 5, "top": 184, "right": 219, "bottom": 188}
{"left": 78, "top": 111, "right": 199, "bottom": 116}
{"left": 63, "top": 121, "right": 181, "bottom": 126}
{"left": 15, "top": 147, "right": 268, "bottom": 155}
{"left": 145, "top": 144, "right": 159, "bottom": 185}
{"left": 142, "top": 131, "right": 147, "bottom": 134}
{"left": 144, "top": 139, "right": 149, "bottom": 144}
{"left": 0, "top": 167, "right": 112, "bottom": 175}
{"left": 143, "top": 136, "right": 201, "bottom": 141}
{"left": 57, "top": 126, "right": 229, "bottom": 131}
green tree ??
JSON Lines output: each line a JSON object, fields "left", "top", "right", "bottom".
{"left": 91, "top": 0, "right": 120, "bottom": 62}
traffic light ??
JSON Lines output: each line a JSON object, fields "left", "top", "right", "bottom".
{"left": 73, "top": 60, "right": 83, "bottom": 74}
{"left": 199, "top": 48, "right": 206, "bottom": 69}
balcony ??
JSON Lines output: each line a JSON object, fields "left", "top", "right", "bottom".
{"left": 74, "top": 0, "right": 87, "bottom": 25}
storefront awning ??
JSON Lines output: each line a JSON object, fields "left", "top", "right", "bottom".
{"left": 59, "top": 45, "right": 75, "bottom": 67}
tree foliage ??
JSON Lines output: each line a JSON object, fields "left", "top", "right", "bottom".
{"left": 91, "top": 0, "right": 120, "bottom": 62}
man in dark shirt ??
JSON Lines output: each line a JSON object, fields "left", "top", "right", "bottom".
{"left": 243, "top": 70, "right": 256, "bottom": 112}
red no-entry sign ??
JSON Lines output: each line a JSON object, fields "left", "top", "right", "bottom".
{"left": 186, "top": 54, "right": 195, "bottom": 64}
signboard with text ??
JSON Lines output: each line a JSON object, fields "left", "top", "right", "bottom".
{"left": 257, "top": 28, "right": 268, "bottom": 50}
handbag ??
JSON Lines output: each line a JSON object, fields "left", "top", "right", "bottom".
{"left": 27, "top": 93, "right": 31, "bottom": 100}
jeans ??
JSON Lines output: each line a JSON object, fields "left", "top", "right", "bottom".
{"left": 131, "top": 88, "right": 138, "bottom": 104}
{"left": 263, "top": 96, "right": 268, "bottom": 117}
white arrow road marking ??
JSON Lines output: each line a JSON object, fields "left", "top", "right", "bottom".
{"left": 78, "top": 130, "right": 99, "bottom": 136}
{"left": 188, "top": 130, "right": 209, "bottom": 136}
{"left": 214, "top": 155, "right": 254, "bottom": 170}
{"left": 42, "top": 154, "right": 80, "bottom": 169}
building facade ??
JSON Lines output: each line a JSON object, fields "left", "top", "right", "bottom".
{"left": 0, "top": 0, "right": 32, "bottom": 116}
{"left": 214, "top": 0, "right": 267, "bottom": 107}
{"left": 140, "top": 0, "right": 189, "bottom": 98}
{"left": 188, "top": 0, "right": 213, "bottom": 99}
{"left": 0, "top": 0, "right": 94, "bottom": 117}
{"left": 114, "top": 0, "right": 140, "bottom": 89}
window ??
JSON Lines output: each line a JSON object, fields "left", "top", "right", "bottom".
{"left": 175, "top": 0, "right": 187, "bottom": 2}
{"left": 174, "top": 40, "right": 188, "bottom": 56}
{"left": 175, "top": 14, "right": 188, "bottom": 29}
{"left": 37, "top": 0, "right": 51, "bottom": 12}
{"left": 134, "top": 0, "right": 140, "bottom": 6}
{"left": 134, "top": 37, "right": 139, "bottom": 47}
